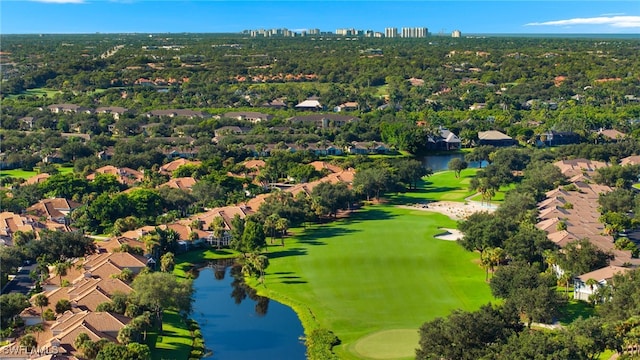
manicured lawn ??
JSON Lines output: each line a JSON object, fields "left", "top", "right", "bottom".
{"left": 6, "top": 87, "right": 61, "bottom": 99}
{"left": 391, "top": 168, "right": 478, "bottom": 205}
{"left": 149, "top": 310, "right": 192, "bottom": 360}
{"left": 0, "top": 166, "right": 74, "bottom": 180}
{"left": 255, "top": 203, "right": 493, "bottom": 359}
{"left": 0, "top": 169, "right": 39, "bottom": 179}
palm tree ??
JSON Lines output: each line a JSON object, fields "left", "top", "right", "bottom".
{"left": 53, "top": 260, "right": 72, "bottom": 286}
{"left": 211, "top": 216, "right": 226, "bottom": 250}
{"left": 160, "top": 252, "right": 175, "bottom": 273}
{"left": 19, "top": 334, "right": 37, "bottom": 352}
{"left": 559, "top": 272, "right": 573, "bottom": 298}
{"left": 263, "top": 214, "right": 279, "bottom": 243}
{"left": 33, "top": 293, "right": 49, "bottom": 322}
{"left": 275, "top": 217, "right": 290, "bottom": 246}
{"left": 542, "top": 249, "right": 558, "bottom": 274}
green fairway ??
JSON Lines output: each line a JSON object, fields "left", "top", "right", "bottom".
{"left": 256, "top": 203, "right": 493, "bottom": 359}
{"left": 6, "top": 88, "right": 62, "bottom": 99}
{"left": 391, "top": 168, "right": 478, "bottom": 205}
{"left": 0, "top": 166, "right": 73, "bottom": 180}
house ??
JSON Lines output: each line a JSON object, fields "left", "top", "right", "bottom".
{"left": 287, "top": 114, "right": 359, "bottom": 128}
{"left": 334, "top": 102, "right": 359, "bottom": 112}
{"left": 574, "top": 266, "right": 631, "bottom": 301}
{"left": 477, "top": 130, "right": 517, "bottom": 147}
{"left": 159, "top": 177, "right": 197, "bottom": 191}
{"left": 427, "top": 128, "right": 461, "bottom": 150}
{"left": 42, "top": 311, "right": 131, "bottom": 356}
{"left": 146, "top": 109, "right": 208, "bottom": 119}
{"left": 597, "top": 128, "right": 627, "bottom": 141}
{"left": 347, "top": 141, "right": 391, "bottom": 155}
{"left": 469, "top": 103, "right": 487, "bottom": 111}
{"left": 86, "top": 166, "right": 144, "bottom": 186}
{"left": 26, "top": 198, "right": 82, "bottom": 224}
{"left": 223, "top": 111, "right": 273, "bottom": 123}
{"left": 539, "top": 131, "right": 581, "bottom": 147}
{"left": 553, "top": 159, "right": 608, "bottom": 177}
{"left": 261, "top": 98, "right": 287, "bottom": 109}
{"left": 214, "top": 126, "right": 249, "bottom": 138}
{"left": 96, "top": 147, "right": 115, "bottom": 161}
{"left": 295, "top": 98, "right": 323, "bottom": 111}
{"left": 47, "top": 104, "right": 92, "bottom": 114}
{"left": 19, "top": 116, "right": 36, "bottom": 129}
{"left": 159, "top": 159, "right": 201, "bottom": 175}
{"left": 25, "top": 173, "right": 51, "bottom": 186}
{"left": 0, "top": 212, "right": 36, "bottom": 244}
{"left": 95, "top": 106, "right": 129, "bottom": 120}
{"left": 620, "top": 155, "right": 640, "bottom": 167}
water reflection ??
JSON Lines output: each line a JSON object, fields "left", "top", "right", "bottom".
{"left": 191, "top": 259, "right": 305, "bottom": 359}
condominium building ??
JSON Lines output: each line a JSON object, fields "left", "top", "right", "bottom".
{"left": 385, "top": 27, "right": 398, "bottom": 38}
{"left": 452, "top": 30, "right": 462, "bottom": 38}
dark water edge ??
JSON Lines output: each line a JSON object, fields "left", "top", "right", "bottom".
{"left": 190, "top": 261, "right": 306, "bottom": 360}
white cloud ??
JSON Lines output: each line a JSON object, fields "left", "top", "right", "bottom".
{"left": 29, "top": 0, "right": 85, "bottom": 3}
{"left": 526, "top": 16, "right": 640, "bottom": 28}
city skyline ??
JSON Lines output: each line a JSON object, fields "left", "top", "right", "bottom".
{"left": 1, "top": 1, "right": 639, "bottom": 35}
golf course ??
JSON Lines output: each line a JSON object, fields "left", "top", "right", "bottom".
{"left": 254, "top": 169, "right": 495, "bottom": 360}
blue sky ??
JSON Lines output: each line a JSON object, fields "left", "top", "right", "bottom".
{"left": 1, "top": 1, "right": 639, "bottom": 34}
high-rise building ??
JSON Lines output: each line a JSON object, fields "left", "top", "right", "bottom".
{"left": 452, "top": 30, "right": 462, "bottom": 38}
{"left": 401, "top": 27, "right": 428, "bottom": 38}
{"left": 385, "top": 27, "right": 398, "bottom": 38}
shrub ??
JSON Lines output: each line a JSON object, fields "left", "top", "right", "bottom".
{"left": 305, "top": 328, "right": 340, "bottom": 360}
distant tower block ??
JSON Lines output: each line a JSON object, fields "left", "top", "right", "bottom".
{"left": 452, "top": 30, "right": 462, "bottom": 38}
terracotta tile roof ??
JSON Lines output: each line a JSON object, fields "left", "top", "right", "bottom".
{"left": 598, "top": 129, "right": 626, "bottom": 140}
{"left": 308, "top": 161, "right": 342, "bottom": 173}
{"left": 166, "top": 223, "right": 210, "bottom": 241}
{"left": 72, "top": 287, "right": 112, "bottom": 311}
{"left": 0, "top": 211, "right": 35, "bottom": 237}
{"left": 553, "top": 158, "right": 609, "bottom": 177}
{"left": 25, "top": 173, "right": 51, "bottom": 185}
{"left": 243, "top": 159, "right": 266, "bottom": 169}
{"left": 87, "top": 166, "right": 144, "bottom": 186}
{"left": 159, "top": 177, "right": 197, "bottom": 191}
{"left": 621, "top": 155, "right": 640, "bottom": 167}
{"left": 96, "top": 236, "right": 144, "bottom": 253}
{"left": 26, "top": 198, "right": 82, "bottom": 220}
{"left": 159, "top": 159, "right": 201, "bottom": 175}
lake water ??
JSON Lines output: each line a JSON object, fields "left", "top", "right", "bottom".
{"left": 191, "top": 261, "right": 306, "bottom": 360}
{"left": 423, "top": 153, "right": 488, "bottom": 172}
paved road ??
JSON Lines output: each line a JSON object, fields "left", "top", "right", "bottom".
{"left": 1, "top": 263, "right": 36, "bottom": 295}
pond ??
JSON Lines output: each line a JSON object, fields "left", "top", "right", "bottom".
{"left": 423, "top": 153, "right": 488, "bottom": 172}
{"left": 191, "top": 260, "right": 306, "bottom": 360}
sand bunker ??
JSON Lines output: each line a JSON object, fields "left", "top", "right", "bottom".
{"left": 434, "top": 228, "right": 464, "bottom": 241}
{"left": 400, "top": 201, "right": 497, "bottom": 221}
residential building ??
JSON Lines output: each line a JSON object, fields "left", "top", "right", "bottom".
{"left": 159, "top": 177, "right": 197, "bottom": 191}
{"left": 26, "top": 198, "right": 82, "bottom": 225}
{"left": 334, "top": 102, "right": 359, "bottom": 112}
{"left": 159, "top": 158, "right": 201, "bottom": 175}
{"left": 146, "top": 109, "right": 208, "bottom": 119}
{"left": 287, "top": 114, "right": 359, "bottom": 128}
{"left": 574, "top": 266, "right": 631, "bottom": 301}
{"left": 223, "top": 111, "right": 273, "bottom": 123}
{"left": 295, "top": 98, "right": 323, "bottom": 111}
{"left": 86, "top": 166, "right": 144, "bottom": 186}
{"left": 452, "top": 30, "right": 462, "bottom": 38}
{"left": 95, "top": 106, "right": 129, "bottom": 120}
{"left": 385, "top": 27, "right": 398, "bottom": 38}
{"left": 539, "top": 131, "right": 581, "bottom": 147}
{"left": 477, "top": 130, "right": 517, "bottom": 147}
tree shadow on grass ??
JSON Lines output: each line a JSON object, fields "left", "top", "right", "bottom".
{"left": 339, "top": 208, "right": 397, "bottom": 224}
{"left": 267, "top": 247, "right": 308, "bottom": 259}
{"left": 296, "top": 226, "right": 360, "bottom": 244}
